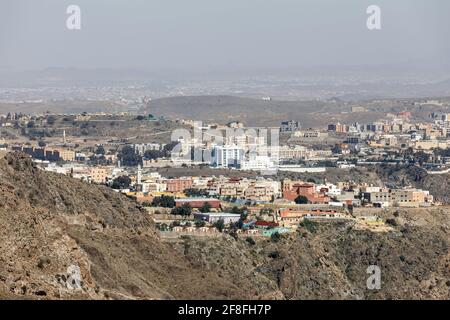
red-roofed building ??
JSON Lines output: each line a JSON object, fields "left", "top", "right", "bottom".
{"left": 283, "top": 183, "right": 330, "bottom": 204}
{"left": 175, "top": 198, "right": 221, "bottom": 209}
{"left": 254, "top": 221, "right": 279, "bottom": 229}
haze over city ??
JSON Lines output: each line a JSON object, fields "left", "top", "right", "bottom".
{"left": 1, "top": 0, "right": 450, "bottom": 72}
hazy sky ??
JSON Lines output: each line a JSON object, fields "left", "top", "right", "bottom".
{"left": 1, "top": 0, "right": 449, "bottom": 72}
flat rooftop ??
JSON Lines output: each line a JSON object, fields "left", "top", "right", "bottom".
{"left": 175, "top": 198, "right": 220, "bottom": 202}
{"left": 194, "top": 213, "right": 241, "bottom": 217}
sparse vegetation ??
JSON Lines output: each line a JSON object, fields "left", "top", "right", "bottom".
{"left": 171, "top": 204, "right": 192, "bottom": 217}
{"left": 111, "top": 176, "right": 131, "bottom": 189}
{"left": 213, "top": 219, "right": 225, "bottom": 232}
{"left": 245, "top": 237, "right": 256, "bottom": 245}
{"left": 295, "top": 195, "right": 309, "bottom": 204}
{"left": 300, "top": 219, "right": 319, "bottom": 233}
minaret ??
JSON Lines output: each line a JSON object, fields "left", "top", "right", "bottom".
{"left": 137, "top": 164, "right": 142, "bottom": 185}
{"left": 63, "top": 130, "right": 66, "bottom": 144}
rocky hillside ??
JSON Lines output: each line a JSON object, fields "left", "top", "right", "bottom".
{"left": 0, "top": 152, "right": 248, "bottom": 299}
{"left": 0, "top": 152, "right": 449, "bottom": 299}
{"left": 180, "top": 208, "right": 450, "bottom": 299}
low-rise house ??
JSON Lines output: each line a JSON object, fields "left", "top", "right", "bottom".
{"left": 262, "top": 227, "right": 293, "bottom": 237}
{"left": 283, "top": 182, "right": 330, "bottom": 204}
{"left": 278, "top": 208, "right": 348, "bottom": 225}
{"left": 175, "top": 198, "right": 221, "bottom": 209}
{"left": 254, "top": 220, "right": 279, "bottom": 229}
{"left": 193, "top": 213, "right": 241, "bottom": 224}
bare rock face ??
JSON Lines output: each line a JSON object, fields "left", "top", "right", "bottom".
{"left": 0, "top": 152, "right": 248, "bottom": 300}
{"left": 0, "top": 152, "right": 449, "bottom": 300}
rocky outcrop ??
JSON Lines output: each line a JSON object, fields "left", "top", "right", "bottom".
{"left": 0, "top": 152, "right": 247, "bottom": 299}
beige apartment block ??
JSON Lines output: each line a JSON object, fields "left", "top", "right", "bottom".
{"left": 90, "top": 167, "right": 109, "bottom": 184}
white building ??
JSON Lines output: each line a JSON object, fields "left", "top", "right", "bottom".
{"left": 315, "top": 183, "right": 341, "bottom": 196}
{"left": 212, "top": 145, "right": 245, "bottom": 168}
{"left": 278, "top": 145, "right": 308, "bottom": 160}
{"left": 241, "top": 155, "right": 276, "bottom": 171}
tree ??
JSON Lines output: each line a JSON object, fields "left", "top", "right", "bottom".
{"left": 295, "top": 195, "right": 309, "bottom": 204}
{"left": 171, "top": 220, "right": 181, "bottom": 228}
{"left": 232, "top": 219, "right": 244, "bottom": 230}
{"left": 213, "top": 219, "right": 225, "bottom": 232}
{"left": 151, "top": 195, "right": 175, "bottom": 208}
{"left": 386, "top": 218, "right": 398, "bottom": 226}
{"left": 171, "top": 204, "right": 192, "bottom": 217}
{"left": 38, "top": 140, "right": 47, "bottom": 148}
{"left": 111, "top": 176, "right": 131, "bottom": 189}
{"left": 271, "top": 232, "right": 281, "bottom": 242}
{"left": 144, "top": 149, "right": 164, "bottom": 160}
{"left": 119, "top": 145, "right": 142, "bottom": 167}
{"left": 199, "top": 202, "right": 212, "bottom": 213}
{"left": 136, "top": 115, "right": 146, "bottom": 121}
{"left": 47, "top": 116, "right": 56, "bottom": 125}
{"left": 162, "top": 141, "right": 179, "bottom": 157}
{"left": 245, "top": 237, "right": 256, "bottom": 245}
{"left": 95, "top": 145, "right": 106, "bottom": 155}
{"left": 185, "top": 188, "right": 209, "bottom": 197}
{"left": 195, "top": 220, "right": 206, "bottom": 228}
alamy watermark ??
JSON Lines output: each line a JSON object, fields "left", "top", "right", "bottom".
{"left": 366, "top": 265, "right": 381, "bottom": 290}
{"left": 170, "top": 121, "right": 280, "bottom": 175}
{"left": 66, "top": 264, "right": 82, "bottom": 290}
{"left": 66, "top": 5, "right": 81, "bottom": 30}
{"left": 367, "top": 5, "right": 381, "bottom": 30}
{"left": 64, "top": 5, "right": 380, "bottom": 31}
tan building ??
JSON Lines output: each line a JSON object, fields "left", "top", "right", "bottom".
{"left": 279, "top": 145, "right": 308, "bottom": 160}
{"left": 390, "top": 189, "right": 427, "bottom": 206}
{"left": 90, "top": 167, "right": 109, "bottom": 184}
{"left": 56, "top": 149, "right": 76, "bottom": 161}
{"left": 364, "top": 188, "right": 432, "bottom": 207}
{"left": 163, "top": 177, "right": 193, "bottom": 193}
{"left": 413, "top": 140, "right": 438, "bottom": 150}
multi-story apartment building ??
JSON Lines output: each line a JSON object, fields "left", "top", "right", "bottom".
{"left": 363, "top": 188, "right": 432, "bottom": 207}
{"left": 163, "top": 177, "right": 193, "bottom": 193}
{"left": 212, "top": 145, "right": 245, "bottom": 168}
{"left": 280, "top": 120, "right": 300, "bottom": 133}
{"left": 278, "top": 145, "right": 308, "bottom": 160}
{"left": 328, "top": 123, "right": 349, "bottom": 133}
{"left": 55, "top": 148, "right": 76, "bottom": 162}
{"left": 90, "top": 167, "right": 109, "bottom": 184}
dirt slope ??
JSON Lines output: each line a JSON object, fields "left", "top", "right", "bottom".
{"left": 0, "top": 152, "right": 247, "bottom": 299}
